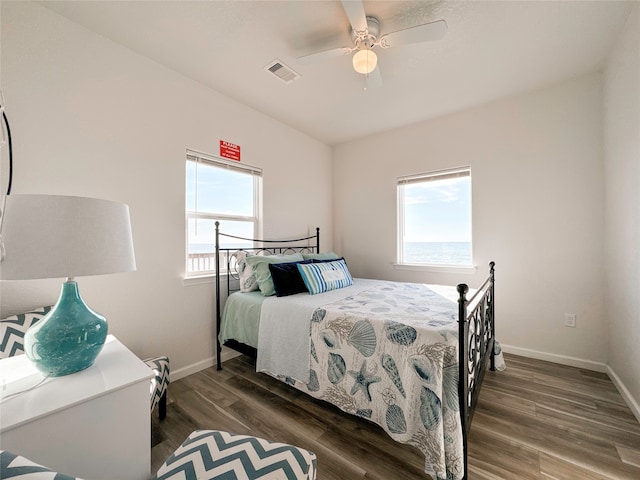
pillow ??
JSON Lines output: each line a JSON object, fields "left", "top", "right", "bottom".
{"left": 268, "top": 260, "right": 312, "bottom": 297}
{"left": 0, "top": 306, "right": 53, "bottom": 359}
{"left": 235, "top": 251, "right": 258, "bottom": 292}
{"left": 301, "top": 252, "right": 339, "bottom": 261}
{"left": 297, "top": 258, "right": 353, "bottom": 295}
{"left": 312, "top": 257, "right": 345, "bottom": 263}
{"left": 246, "top": 253, "right": 304, "bottom": 296}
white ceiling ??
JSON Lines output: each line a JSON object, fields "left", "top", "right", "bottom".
{"left": 39, "top": 0, "right": 632, "bottom": 146}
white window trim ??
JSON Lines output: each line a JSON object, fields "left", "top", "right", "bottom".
{"left": 186, "top": 149, "right": 262, "bottom": 176}
{"left": 181, "top": 274, "right": 215, "bottom": 286}
{"left": 392, "top": 263, "right": 477, "bottom": 274}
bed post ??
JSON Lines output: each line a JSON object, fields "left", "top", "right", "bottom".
{"left": 215, "top": 221, "right": 222, "bottom": 371}
{"left": 457, "top": 282, "right": 469, "bottom": 480}
{"left": 489, "top": 261, "right": 496, "bottom": 372}
{"left": 316, "top": 227, "right": 320, "bottom": 252}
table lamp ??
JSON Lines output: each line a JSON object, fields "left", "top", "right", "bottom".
{"left": 0, "top": 194, "right": 136, "bottom": 376}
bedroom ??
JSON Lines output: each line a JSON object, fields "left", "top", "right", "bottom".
{"left": 0, "top": 0, "right": 638, "bottom": 479}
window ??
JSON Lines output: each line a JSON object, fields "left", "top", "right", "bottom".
{"left": 397, "top": 167, "right": 472, "bottom": 267}
{"left": 185, "top": 150, "right": 262, "bottom": 276}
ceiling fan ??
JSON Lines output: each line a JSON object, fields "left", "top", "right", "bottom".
{"left": 297, "top": 0, "right": 448, "bottom": 87}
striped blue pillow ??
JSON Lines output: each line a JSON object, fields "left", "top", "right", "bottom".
{"left": 297, "top": 258, "right": 353, "bottom": 294}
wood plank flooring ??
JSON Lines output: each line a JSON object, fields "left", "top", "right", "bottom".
{"left": 151, "top": 353, "right": 640, "bottom": 479}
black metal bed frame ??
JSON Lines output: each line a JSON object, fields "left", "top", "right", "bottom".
{"left": 457, "top": 261, "right": 496, "bottom": 478}
{"left": 214, "top": 222, "right": 321, "bottom": 370}
{"left": 214, "top": 221, "right": 496, "bottom": 480}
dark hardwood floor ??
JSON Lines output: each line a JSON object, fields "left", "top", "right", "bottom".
{"left": 151, "top": 353, "right": 640, "bottom": 479}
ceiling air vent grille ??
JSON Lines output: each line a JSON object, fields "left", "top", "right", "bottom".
{"left": 264, "top": 59, "right": 300, "bottom": 84}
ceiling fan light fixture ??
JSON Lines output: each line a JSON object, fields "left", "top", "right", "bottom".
{"left": 352, "top": 48, "right": 377, "bottom": 74}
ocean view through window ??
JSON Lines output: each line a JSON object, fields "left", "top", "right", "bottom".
{"left": 397, "top": 167, "right": 472, "bottom": 267}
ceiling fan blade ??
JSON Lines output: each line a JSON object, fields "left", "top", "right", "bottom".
{"left": 380, "top": 20, "right": 447, "bottom": 48}
{"left": 341, "top": 0, "right": 368, "bottom": 34}
{"left": 297, "top": 46, "right": 353, "bottom": 65}
{"left": 366, "top": 66, "right": 383, "bottom": 88}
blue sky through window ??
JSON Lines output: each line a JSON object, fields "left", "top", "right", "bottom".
{"left": 186, "top": 161, "right": 253, "bottom": 216}
{"left": 404, "top": 176, "right": 471, "bottom": 242}
{"left": 186, "top": 160, "right": 257, "bottom": 255}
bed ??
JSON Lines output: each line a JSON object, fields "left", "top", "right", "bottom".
{"left": 214, "top": 223, "right": 497, "bottom": 480}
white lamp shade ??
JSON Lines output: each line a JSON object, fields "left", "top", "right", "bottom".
{"left": 1, "top": 194, "right": 136, "bottom": 280}
{"left": 352, "top": 49, "right": 378, "bottom": 74}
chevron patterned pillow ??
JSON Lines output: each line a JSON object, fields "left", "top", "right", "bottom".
{"left": 154, "top": 430, "right": 317, "bottom": 480}
{"left": 0, "top": 450, "right": 82, "bottom": 480}
{"left": 0, "top": 306, "right": 52, "bottom": 359}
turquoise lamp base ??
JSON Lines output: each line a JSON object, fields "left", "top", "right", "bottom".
{"left": 24, "top": 280, "right": 108, "bottom": 377}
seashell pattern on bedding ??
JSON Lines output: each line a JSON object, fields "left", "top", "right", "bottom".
{"left": 266, "top": 281, "right": 473, "bottom": 480}
{"left": 347, "top": 320, "right": 377, "bottom": 357}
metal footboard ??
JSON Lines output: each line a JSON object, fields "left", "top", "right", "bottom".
{"left": 457, "top": 261, "right": 496, "bottom": 479}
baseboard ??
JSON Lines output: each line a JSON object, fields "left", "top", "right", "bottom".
{"left": 170, "top": 357, "right": 214, "bottom": 381}
{"left": 173, "top": 344, "right": 608, "bottom": 381}
{"left": 171, "top": 344, "right": 640, "bottom": 423}
{"left": 169, "top": 348, "right": 243, "bottom": 382}
{"left": 607, "top": 365, "right": 640, "bottom": 423}
{"left": 500, "top": 344, "right": 608, "bottom": 373}
{"left": 501, "top": 344, "right": 640, "bottom": 423}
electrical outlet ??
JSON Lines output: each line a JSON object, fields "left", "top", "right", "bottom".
{"left": 564, "top": 313, "right": 576, "bottom": 328}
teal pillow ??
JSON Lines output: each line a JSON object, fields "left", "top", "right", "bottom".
{"left": 297, "top": 258, "right": 353, "bottom": 295}
{"left": 246, "top": 253, "right": 304, "bottom": 296}
{"left": 301, "top": 252, "right": 339, "bottom": 261}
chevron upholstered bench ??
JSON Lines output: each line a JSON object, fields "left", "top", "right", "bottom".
{"left": 0, "top": 450, "right": 82, "bottom": 480}
{"left": 0, "top": 306, "right": 169, "bottom": 420}
{"left": 1, "top": 430, "right": 317, "bottom": 480}
{"left": 153, "top": 430, "right": 317, "bottom": 480}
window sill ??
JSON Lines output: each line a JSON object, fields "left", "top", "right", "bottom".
{"left": 182, "top": 274, "right": 215, "bottom": 286}
{"left": 392, "top": 263, "right": 477, "bottom": 275}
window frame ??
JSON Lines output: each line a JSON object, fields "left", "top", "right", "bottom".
{"left": 184, "top": 149, "right": 262, "bottom": 279}
{"left": 396, "top": 166, "right": 475, "bottom": 273}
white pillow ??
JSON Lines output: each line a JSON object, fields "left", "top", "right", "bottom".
{"left": 235, "top": 251, "right": 258, "bottom": 292}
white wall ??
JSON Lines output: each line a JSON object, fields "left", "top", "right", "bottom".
{"left": 603, "top": 5, "right": 640, "bottom": 414}
{"left": 0, "top": 1, "right": 333, "bottom": 375}
{"left": 333, "top": 72, "right": 607, "bottom": 366}
{"left": 2, "top": 1, "right": 637, "bottom": 414}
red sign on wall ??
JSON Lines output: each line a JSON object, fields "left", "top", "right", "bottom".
{"left": 220, "top": 140, "right": 241, "bottom": 161}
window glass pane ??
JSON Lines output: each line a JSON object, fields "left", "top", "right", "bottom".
{"left": 186, "top": 161, "right": 196, "bottom": 212}
{"left": 186, "top": 160, "right": 254, "bottom": 216}
{"left": 187, "top": 218, "right": 254, "bottom": 274}
{"left": 186, "top": 152, "right": 261, "bottom": 276}
{"left": 400, "top": 174, "right": 472, "bottom": 266}
{"left": 187, "top": 218, "right": 254, "bottom": 254}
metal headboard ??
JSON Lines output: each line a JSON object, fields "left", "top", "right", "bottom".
{"left": 214, "top": 221, "right": 320, "bottom": 369}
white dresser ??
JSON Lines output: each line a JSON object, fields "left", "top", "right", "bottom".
{"left": 0, "top": 335, "right": 153, "bottom": 480}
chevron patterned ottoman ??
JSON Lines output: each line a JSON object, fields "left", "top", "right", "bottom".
{"left": 153, "top": 430, "right": 317, "bottom": 480}
{"left": 0, "top": 450, "right": 82, "bottom": 480}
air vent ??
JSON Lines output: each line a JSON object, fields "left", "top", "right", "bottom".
{"left": 264, "top": 59, "right": 300, "bottom": 84}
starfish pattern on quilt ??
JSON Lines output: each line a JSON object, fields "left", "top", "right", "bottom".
{"left": 348, "top": 360, "right": 381, "bottom": 402}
